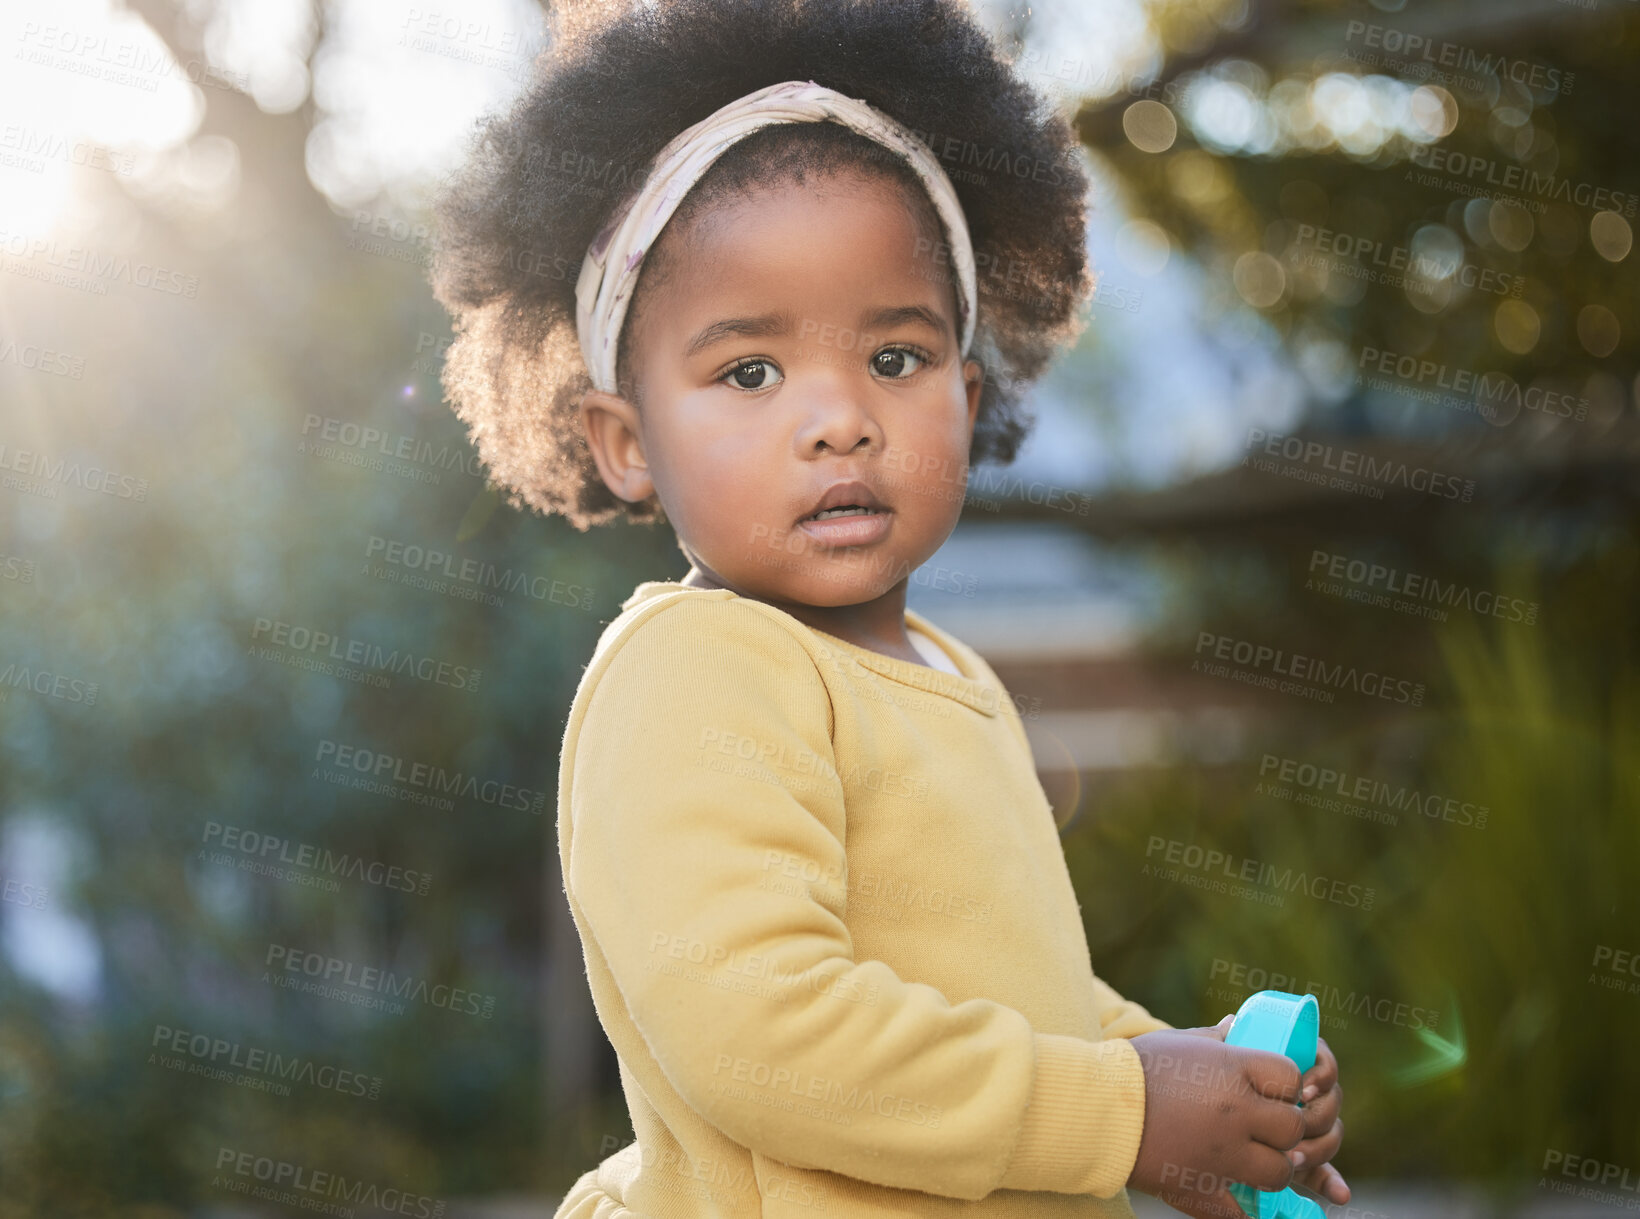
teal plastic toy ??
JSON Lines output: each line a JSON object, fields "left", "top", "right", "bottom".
{"left": 1222, "top": 990, "right": 1327, "bottom": 1219}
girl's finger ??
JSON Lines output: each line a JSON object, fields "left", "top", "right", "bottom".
{"left": 1300, "top": 1037, "right": 1338, "bottom": 1101}
{"left": 1292, "top": 1115, "right": 1343, "bottom": 1166}
{"left": 1295, "top": 1159, "right": 1351, "bottom": 1205}
{"left": 1176, "top": 1015, "right": 1236, "bottom": 1041}
{"left": 1298, "top": 1081, "right": 1341, "bottom": 1137}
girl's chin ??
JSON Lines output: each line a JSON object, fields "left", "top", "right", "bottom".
{"left": 774, "top": 565, "right": 913, "bottom": 605}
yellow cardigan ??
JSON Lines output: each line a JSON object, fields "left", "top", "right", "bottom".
{"left": 554, "top": 580, "right": 1172, "bottom": 1218}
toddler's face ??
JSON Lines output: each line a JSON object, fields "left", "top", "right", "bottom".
{"left": 580, "top": 170, "right": 983, "bottom": 609}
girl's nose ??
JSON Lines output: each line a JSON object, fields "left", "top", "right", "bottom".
{"left": 792, "top": 376, "right": 885, "bottom": 456}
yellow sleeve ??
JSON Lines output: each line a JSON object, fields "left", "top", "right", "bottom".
{"left": 566, "top": 596, "right": 1149, "bottom": 1202}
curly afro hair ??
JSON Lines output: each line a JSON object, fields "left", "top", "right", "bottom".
{"left": 428, "top": 0, "right": 1093, "bottom": 532}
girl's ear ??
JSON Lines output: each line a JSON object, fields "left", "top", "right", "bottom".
{"left": 579, "top": 389, "right": 655, "bottom": 505}
{"left": 962, "top": 359, "right": 984, "bottom": 433}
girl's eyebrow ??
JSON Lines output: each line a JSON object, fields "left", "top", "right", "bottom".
{"left": 683, "top": 311, "right": 796, "bottom": 359}
{"left": 862, "top": 304, "right": 948, "bottom": 336}
{"left": 683, "top": 304, "right": 948, "bottom": 359}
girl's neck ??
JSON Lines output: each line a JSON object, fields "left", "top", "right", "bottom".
{"left": 678, "top": 564, "right": 919, "bottom": 663}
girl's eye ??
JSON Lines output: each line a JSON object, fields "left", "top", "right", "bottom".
{"left": 872, "top": 346, "right": 927, "bottom": 379}
{"left": 722, "top": 359, "right": 783, "bottom": 391}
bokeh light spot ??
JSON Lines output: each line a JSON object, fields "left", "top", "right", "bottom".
{"left": 1233, "top": 251, "right": 1286, "bottom": 308}
{"left": 1590, "top": 211, "right": 1633, "bottom": 262}
{"left": 1494, "top": 300, "right": 1541, "bottom": 355}
{"left": 1123, "top": 100, "right": 1178, "bottom": 153}
{"left": 1577, "top": 305, "right": 1621, "bottom": 358}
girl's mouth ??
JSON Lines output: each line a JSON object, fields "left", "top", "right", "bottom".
{"left": 796, "top": 506, "right": 892, "bottom": 547}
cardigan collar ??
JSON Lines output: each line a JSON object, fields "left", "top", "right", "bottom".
{"left": 621, "top": 580, "right": 1002, "bottom": 717}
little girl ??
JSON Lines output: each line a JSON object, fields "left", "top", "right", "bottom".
{"left": 430, "top": 2, "right": 1348, "bottom": 1216}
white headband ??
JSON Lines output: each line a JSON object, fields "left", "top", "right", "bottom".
{"left": 573, "top": 79, "right": 979, "bottom": 395}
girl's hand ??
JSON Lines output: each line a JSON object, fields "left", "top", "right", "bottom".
{"left": 1176, "top": 1017, "right": 1351, "bottom": 1207}
{"left": 1125, "top": 1029, "right": 1309, "bottom": 1219}
{"left": 1291, "top": 1036, "right": 1349, "bottom": 1206}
